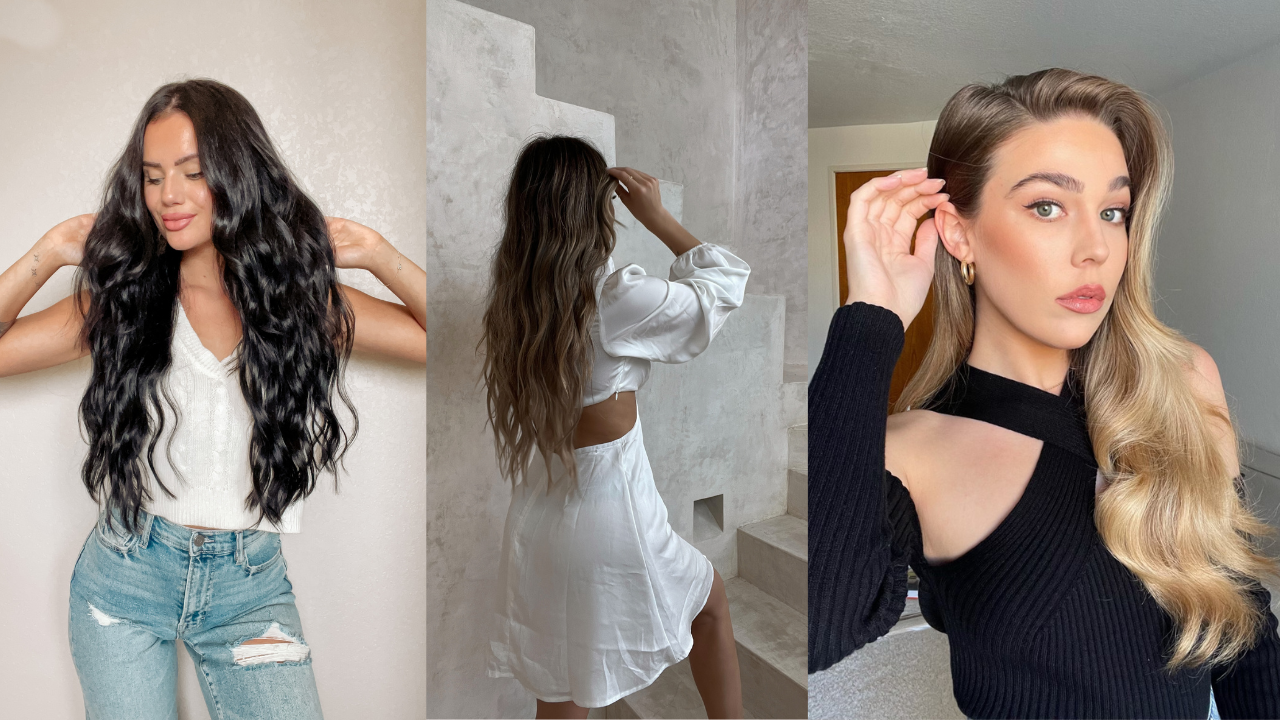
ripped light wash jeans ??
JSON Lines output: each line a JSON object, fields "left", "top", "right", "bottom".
{"left": 68, "top": 509, "right": 322, "bottom": 720}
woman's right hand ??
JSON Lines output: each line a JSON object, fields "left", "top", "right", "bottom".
{"left": 42, "top": 214, "right": 95, "bottom": 268}
{"left": 843, "top": 168, "right": 948, "bottom": 330}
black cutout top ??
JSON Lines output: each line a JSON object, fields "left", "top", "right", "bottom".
{"left": 809, "top": 302, "right": 1280, "bottom": 719}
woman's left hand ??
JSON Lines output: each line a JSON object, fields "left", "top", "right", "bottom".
{"left": 325, "top": 216, "right": 387, "bottom": 270}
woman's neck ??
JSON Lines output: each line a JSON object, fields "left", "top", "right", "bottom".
{"left": 967, "top": 302, "right": 1071, "bottom": 395}
{"left": 178, "top": 241, "right": 228, "bottom": 299}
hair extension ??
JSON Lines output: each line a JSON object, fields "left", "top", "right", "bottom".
{"left": 480, "top": 135, "right": 619, "bottom": 486}
{"left": 75, "top": 78, "right": 357, "bottom": 532}
{"left": 897, "top": 68, "right": 1277, "bottom": 671}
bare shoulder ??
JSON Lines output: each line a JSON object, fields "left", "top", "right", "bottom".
{"left": 1183, "top": 343, "right": 1227, "bottom": 405}
{"left": 885, "top": 408, "right": 949, "bottom": 493}
{"left": 1182, "top": 342, "right": 1239, "bottom": 476}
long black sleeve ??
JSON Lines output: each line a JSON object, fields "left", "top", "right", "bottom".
{"left": 808, "top": 301, "right": 913, "bottom": 673}
{"left": 1212, "top": 582, "right": 1280, "bottom": 718}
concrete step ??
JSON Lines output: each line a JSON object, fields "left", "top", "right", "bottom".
{"left": 787, "top": 424, "right": 806, "bottom": 474}
{"left": 725, "top": 577, "right": 807, "bottom": 719}
{"left": 603, "top": 577, "right": 805, "bottom": 719}
{"left": 737, "top": 515, "right": 807, "bottom": 616}
{"left": 601, "top": 656, "right": 762, "bottom": 719}
{"left": 787, "top": 467, "right": 807, "bottom": 521}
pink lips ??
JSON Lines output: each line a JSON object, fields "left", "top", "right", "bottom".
{"left": 161, "top": 213, "right": 195, "bottom": 232}
{"left": 1056, "top": 284, "right": 1106, "bottom": 314}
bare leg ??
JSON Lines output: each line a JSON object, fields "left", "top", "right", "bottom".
{"left": 536, "top": 699, "right": 590, "bottom": 719}
{"left": 688, "top": 569, "right": 743, "bottom": 719}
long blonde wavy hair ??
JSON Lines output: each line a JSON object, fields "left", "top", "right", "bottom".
{"left": 898, "top": 68, "right": 1277, "bottom": 670}
{"left": 480, "top": 135, "right": 619, "bottom": 486}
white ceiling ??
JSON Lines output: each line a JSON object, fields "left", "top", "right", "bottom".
{"left": 810, "top": 0, "right": 1280, "bottom": 128}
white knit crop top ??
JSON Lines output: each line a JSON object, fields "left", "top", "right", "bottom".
{"left": 585, "top": 242, "right": 750, "bottom": 406}
{"left": 141, "top": 302, "right": 303, "bottom": 533}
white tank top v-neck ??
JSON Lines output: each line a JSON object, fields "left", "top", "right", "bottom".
{"left": 141, "top": 302, "right": 303, "bottom": 533}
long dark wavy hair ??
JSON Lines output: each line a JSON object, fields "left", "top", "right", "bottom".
{"left": 75, "top": 78, "right": 358, "bottom": 532}
{"left": 480, "top": 135, "right": 619, "bottom": 486}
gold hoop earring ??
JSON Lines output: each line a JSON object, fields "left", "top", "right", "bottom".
{"left": 961, "top": 261, "right": 975, "bottom": 286}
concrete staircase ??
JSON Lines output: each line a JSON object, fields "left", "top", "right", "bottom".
{"left": 600, "top": 365, "right": 809, "bottom": 719}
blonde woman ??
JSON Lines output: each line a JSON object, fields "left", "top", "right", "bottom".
{"left": 481, "top": 136, "right": 750, "bottom": 718}
{"left": 809, "top": 69, "right": 1280, "bottom": 718}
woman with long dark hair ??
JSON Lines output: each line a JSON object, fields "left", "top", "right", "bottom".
{"left": 0, "top": 79, "right": 425, "bottom": 718}
{"left": 809, "top": 68, "right": 1280, "bottom": 718}
{"left": 481, "top": 136, "right": 750, "bottom": 718}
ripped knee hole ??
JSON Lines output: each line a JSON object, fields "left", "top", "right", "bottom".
{"left": 231, "top": 622, "right": 311, "bottom": 666}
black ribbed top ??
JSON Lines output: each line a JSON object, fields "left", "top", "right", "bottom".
{"left": 809, "top": 301, "right": 1280, "bottom": 719}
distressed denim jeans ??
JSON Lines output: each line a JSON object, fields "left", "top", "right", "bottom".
{"left": 68, "top": 509, "right": 322, "bottom": 720}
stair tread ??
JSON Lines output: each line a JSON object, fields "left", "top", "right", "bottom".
{"left": 725, "top": 577, "right": 807, "bottom": 689}
{"left": 739, "top": 514, "right": 807, "bottom": 562}
{"left": 615, "top": 658, "right": 762, "bottom": 719}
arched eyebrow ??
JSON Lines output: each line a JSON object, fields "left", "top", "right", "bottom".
{"left": 1007, "top": 172, "right": 1130, "bottom": 196}
{"left": 141, "top": 153, "right": 200, "bottom": 169}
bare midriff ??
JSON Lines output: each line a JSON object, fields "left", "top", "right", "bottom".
{"left": 573, "top": 391, "right": 637, "bottom": 449}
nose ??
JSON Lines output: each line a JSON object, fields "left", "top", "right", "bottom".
{"left": 161, "top": 172, "right": 185, "bottom": 206}
{"left": 1075, "top": 215, "right": 1112, "bottom": 267}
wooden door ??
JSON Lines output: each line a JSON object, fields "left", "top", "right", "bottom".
{"left": 835, "top": 170, "right": 937, "bottom": 409}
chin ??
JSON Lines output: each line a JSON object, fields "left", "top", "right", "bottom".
{"left": 1052, "top": 322, "right": 1105, "bottom": 351}
{"left": 163, "top": 233, "right": 212, "bottom": 253}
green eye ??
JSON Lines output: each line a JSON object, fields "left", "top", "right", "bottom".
{"left": 1101, "top": 207, "right": 1127, "bottom": 223}
{"left": 1029, "top": 201, "right": 1062, "bottom": 219}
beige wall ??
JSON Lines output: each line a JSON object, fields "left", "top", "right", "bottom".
{"left": 0, "top": 1, "right": 426, "bottom": 717}
{"left": 807, "top": 121, "right": 935, "bottom": 376}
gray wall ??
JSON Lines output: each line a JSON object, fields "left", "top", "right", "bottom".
{"left": 460, "top": 0, "right": 808, "bottom": 368}
{"left": 735, "top": 0, "right": 809, "bottom": 370}
{"left": 0, "top": 2, "right": 426, "bottom": 717}
{"left": 1154, "top": 39, "right": 1280, "bottom": 455}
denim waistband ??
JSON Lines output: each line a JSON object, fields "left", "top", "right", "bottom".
{"left": 101, "top": 507, "right": 274, "bottom": 558}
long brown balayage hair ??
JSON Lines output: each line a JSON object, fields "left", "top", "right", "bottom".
{"left": 900, "top": 68, "right": 1277, "bottom": 670}
{"left": 481, "top": 136, "right": 620, "bottom": 485}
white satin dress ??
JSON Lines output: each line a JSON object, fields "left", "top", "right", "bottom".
{"left": 487, "top": 243, "right": 751, "bottom": 708}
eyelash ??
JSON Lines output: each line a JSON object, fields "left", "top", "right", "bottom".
{"left": 1025, "top": 199, "right": 1129, "bottom": 224}
{"left": 144, "top": 172, "right": 204, "bottom": 186}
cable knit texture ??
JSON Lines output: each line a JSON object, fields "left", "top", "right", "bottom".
{"left": 142, "top": 303, "right": 302, "bottom": 533}
{"left": 809, "top": 301, "right": 1280, "bottom": 718}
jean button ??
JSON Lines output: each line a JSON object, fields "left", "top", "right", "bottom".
{"left": 194, "top": 534, "right": 206, "bottom": 548}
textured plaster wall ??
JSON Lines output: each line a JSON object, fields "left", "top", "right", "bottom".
{"left": 735, "top": 0, "right": 808, "bottom": 369}
{"left": 0, "top": 2, "right": 426, "bottom": 717}
{"left": 460, "top": 0, "right": 808, "bottom": 368}
{"left": 426, "top": 1, "right": 785, "bottom": 716}
{"left": 807, "top": 121, "right": 935, "bottom": 377}
{"left": 1153, "top": 39, "right": 1280, "bottom": 456}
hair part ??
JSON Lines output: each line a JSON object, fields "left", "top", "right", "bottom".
{"left": 899, "top": 67, "right": 1277, "bottom": 670}
{"left": 480, "top": 135, "right": 619, "bottom": 486}
{"left": 75, "top": 77, "right": 358, "bottom": 532}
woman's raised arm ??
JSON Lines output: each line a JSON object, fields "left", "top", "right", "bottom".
{"left": 327, "top": 216, "right": 426, "bottom": 365}
{"left": 0, "top": 215, "right": 93, "bottom": 378}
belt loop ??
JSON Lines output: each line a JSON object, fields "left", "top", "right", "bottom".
{"left": 235, "top": 531, "right": 244, "bottom": 565}
{"left": 138, "top": 511, "right": 154, "bottom": 549}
